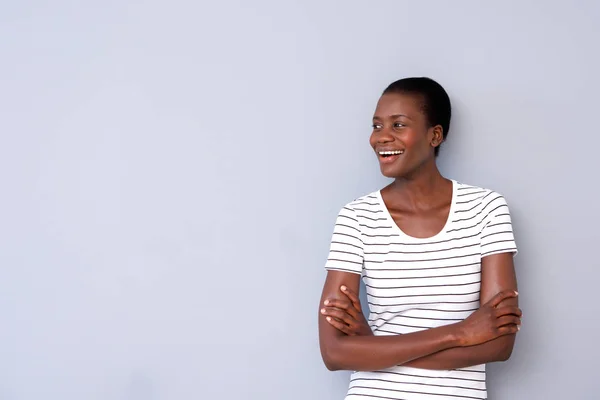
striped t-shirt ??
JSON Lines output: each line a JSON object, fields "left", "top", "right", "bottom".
{"left": 324, "top": 180, "right": 518, "bottom": 400}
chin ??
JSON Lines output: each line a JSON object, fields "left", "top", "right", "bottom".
{"left": 380, "top": 165, "right": 405, "bottom": 178}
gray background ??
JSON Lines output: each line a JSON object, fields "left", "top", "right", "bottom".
{"left": 1, "top": 1, "right": 598, "bottom": 399}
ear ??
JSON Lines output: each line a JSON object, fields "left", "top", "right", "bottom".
{"left": 430, "top": 125, "right": 444, "bottom": 148}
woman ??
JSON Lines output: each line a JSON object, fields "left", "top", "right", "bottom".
{"left": 318, "top": 77, "right": 521, "bottom": 400}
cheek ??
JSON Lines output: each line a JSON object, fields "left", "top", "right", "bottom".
{"left": 402, "top": 132, "right": 420, "bottom": 149}
{"left": 404, "top": 129, "right": 429, "bottom": 150}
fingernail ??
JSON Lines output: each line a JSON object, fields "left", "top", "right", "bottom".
{"left": 517, "top": 326, "right": 521, "bottom": 331}
{"left": 321, "top": 308, "right": 326, "bottom": 314}
{"left": 326, "top": 316, "right": 331, "bottom": 321}
{"left": 341, "top": 285, "right": 347, "bottom": 291}
{"left": 515, "top": 291, "right": 519, "bottom": 295}
{"left": 324, "top": 300, "right": 329, "bottom": 305}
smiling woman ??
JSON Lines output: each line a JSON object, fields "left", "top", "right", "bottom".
{"left": 318, "top": 77, "right": 521, "bottom": 400}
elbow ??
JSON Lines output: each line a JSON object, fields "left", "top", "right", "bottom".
{"left": 323, "top": 357, "right": 342, "bottom": 371}
{"left": 496, "top": 343, "right": 515, "bottom": 362}
{"left": 321, "top": 346, "right": 343, "bottom": 371}
{"left": 492, "top": 334, "right": 516, "bottom": 362}
{"left": 320, "top": 339, "right": 345, "bottom": 371}
{"left": 497, "top": 347, "right": 513, "bottom": 362}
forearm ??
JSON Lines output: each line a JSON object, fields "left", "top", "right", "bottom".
{"left": 405, "top": 254, "right": 521, "bottom": 371}
{"left": 322, "top": 323, "right": 464, "bottom": 371}
{"left": 404, "top": 335, "right": 516, "bottom": 370}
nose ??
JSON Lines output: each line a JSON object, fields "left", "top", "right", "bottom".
{"left": 374, "top": 127, "right": 394, "bottom": 143}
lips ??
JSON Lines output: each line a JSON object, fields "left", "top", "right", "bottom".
{"left": 377, "top": 150, "right": 404, "bottom": 156}
{"left": 376, "top": 149, "right": 404, "bottom": 164}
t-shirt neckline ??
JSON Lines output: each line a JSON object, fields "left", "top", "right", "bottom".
{"left": 375, "top": 179, "right": 458, "bottom": 241}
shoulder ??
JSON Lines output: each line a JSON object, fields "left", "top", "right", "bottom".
{"left": 453, "top": 181, "right": 512, "bottom": 222}
{"left": 337, "top": 191, "right": 382, "bottom": 218}
{"left": 455, "top": 181, "right": 508, "bottom": 206}
{"left": 333, "top": 191, "right": 383, "bottom": 226}
{"left": 345, "top": 191, "right": 380, "bottom": 209}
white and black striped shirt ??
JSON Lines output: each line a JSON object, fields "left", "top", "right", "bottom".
{"left": 324, "top": 180, "right": 518, "bottom": 400}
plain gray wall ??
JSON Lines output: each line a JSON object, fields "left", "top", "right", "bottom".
{"left": 1, "top": 1, "right": 599, "bottom": 399}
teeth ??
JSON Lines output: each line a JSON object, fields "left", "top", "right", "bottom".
{"left": 378, "top": 150, "right": 404, "bottom": 155}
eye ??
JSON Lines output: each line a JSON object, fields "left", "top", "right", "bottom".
{"left": 393, "top": 122, "right": 405, "bottom": 128}
{"left": 372, "top": 123, "right": 383, "bottom": 129}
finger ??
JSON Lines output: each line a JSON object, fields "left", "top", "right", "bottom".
{"left": 496, "top": 324, "right": 520, "bottom": 337}
{"left": 325, "top": 316, "right": 355, "bottom": 335}
{"left": 323, "top": 299, "right": 350, "bottom": 310}
{"left": 321, "top": 307, "right": 356, "bottom": 325}
{"left": 488, "top": 290, "right": 518, "bottom": 308}
{"left": 495, "top": 306, "right": 522, "bottom": 318}
{"left": 496, "top": 315, "right": 521, "bottom": 327}
{"left": 341, "top": 285, "right": 362, "bottom": 313}
{"left": 323, "top": 299, "right": 359, "bottom": 319}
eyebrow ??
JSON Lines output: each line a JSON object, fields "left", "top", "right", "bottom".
{"left": 373, "top": 114, "right": 412, "bottom": 121}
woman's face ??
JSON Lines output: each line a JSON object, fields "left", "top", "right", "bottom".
{"left": 369, "top": 92, "right": 439, "bottom": 179}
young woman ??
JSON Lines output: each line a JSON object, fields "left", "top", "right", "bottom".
{"left": 318, "top": 77, "right": 521, "bottom": 400}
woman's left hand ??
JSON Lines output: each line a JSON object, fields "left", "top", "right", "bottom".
{"left": 321, "top": 285, "right": 373, "bottom": 336}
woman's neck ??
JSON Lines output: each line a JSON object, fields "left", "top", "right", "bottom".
{"left": 384, "top": 163, "right": 451, "bottom": 210}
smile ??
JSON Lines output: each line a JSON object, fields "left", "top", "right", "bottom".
{"left": 378, "top": 150, "right": 404, "bottom": 156}
{"left": 377, "top": 150, "right": 404, "bottom": 164}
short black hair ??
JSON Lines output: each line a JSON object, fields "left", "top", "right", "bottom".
{"left": 383, "top": 77, "right": 451, "bottom": 157}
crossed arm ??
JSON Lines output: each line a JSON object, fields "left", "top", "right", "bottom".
{"left": 318, "top": 252, "right": 520, "bottom": 371}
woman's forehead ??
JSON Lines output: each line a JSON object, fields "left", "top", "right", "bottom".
{"left": 374, "top": 92, "right": 424, "bottom": 119}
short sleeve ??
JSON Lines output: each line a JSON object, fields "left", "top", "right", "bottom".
{"left": 324, "top": 205, "right": 364, "bottom": 275}
{"left": 480, "top": 194, "right": 518, "bottom": 258}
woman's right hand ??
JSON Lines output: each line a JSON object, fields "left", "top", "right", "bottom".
{"left": 321, "top": 285, "right": 373, "bottom": 336}
{"left": 457, "top": 290, "right": 522, "bottom": 346}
